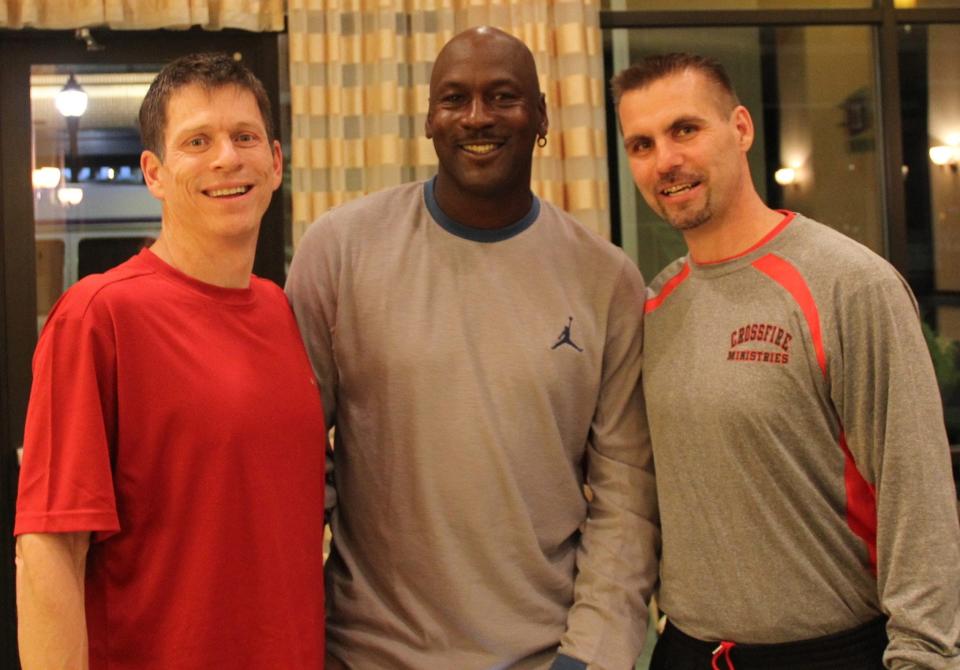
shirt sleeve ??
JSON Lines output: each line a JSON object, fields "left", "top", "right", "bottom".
{"left": 285, "top": 215, "right": 341, "bottom": 516}
{"left": 558, "top": 256, "right": 660, "bottom": 669}
{"left": 830, "top": 269, "right": 960, "bottom": 669}
{"left": 15, "top": 293, "right": 120, "bottom": 540}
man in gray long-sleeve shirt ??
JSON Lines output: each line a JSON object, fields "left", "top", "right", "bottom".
{"left": 287, "top": 27, "right": 658, "bottom": 669}
{"left": 614, "top": 53, "right": 960, "bottom": 669}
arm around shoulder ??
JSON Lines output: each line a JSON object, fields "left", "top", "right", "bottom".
{"left": 16, "top": 532, "right": 91, "bottom": 670}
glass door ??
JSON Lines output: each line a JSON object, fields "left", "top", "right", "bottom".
{"left": 30, "top": 66, "right": 162, "bottom": 334}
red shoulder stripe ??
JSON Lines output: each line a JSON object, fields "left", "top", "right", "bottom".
{"left": 644, "top": 262, "right": 690, "bottom": 314}
{"left": 751, "top": 253, "right": 826, "bottom": 378}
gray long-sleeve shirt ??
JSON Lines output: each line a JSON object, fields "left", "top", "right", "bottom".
{"left": 286, "top": 179, "right": 659, "bottom": 669}
{"left": 643, "top": 212, "right": 960, "bottom": 669}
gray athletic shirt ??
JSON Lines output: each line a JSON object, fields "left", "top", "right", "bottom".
{"left": 644, "top": 212, "right": 960, "bottom": 669}
{"left": 286, "top": 179, "right": 658, "bottom": 669}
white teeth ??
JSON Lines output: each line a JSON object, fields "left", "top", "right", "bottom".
{"left": 462, "top": 144, "right": 497, "bottom": 154}
{"left": 208, "top": 186, "right": 249, "bottom": 197}
{"left": 663, "top": 183, "right": 693, "bottom": 196}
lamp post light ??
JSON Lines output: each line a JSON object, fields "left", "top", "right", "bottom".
{"left": 55, "top": 74, "right": 88, "bottom": 183}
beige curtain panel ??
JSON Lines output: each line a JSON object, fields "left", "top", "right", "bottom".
{"left": 288, "top": 0, "right": 610, "bottom": 244}
{"left": 0, "top": 0, "right": 284, "bottom": 30}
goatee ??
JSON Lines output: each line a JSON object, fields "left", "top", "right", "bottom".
{"left": 666, "top": 207, "right": 711, "bottom": 232}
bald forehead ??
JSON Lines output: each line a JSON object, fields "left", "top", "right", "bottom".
{"left": 430, "top": 27, "right": 540, "bottom": 96}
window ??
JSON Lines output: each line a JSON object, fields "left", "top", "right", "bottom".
{"left": 607, "top": 25, "right": 883, "bottom": 279}
{"left": 899, "top": 22, "right": 960, "bottom": 453}
{"left": 601, "top": 0, "right": 960, "bottom": 492}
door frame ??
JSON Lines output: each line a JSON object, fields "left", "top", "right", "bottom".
{"left": 0, "top": 27, "right": 285, "bottom": 668}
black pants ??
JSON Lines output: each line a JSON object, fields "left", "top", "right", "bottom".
{"left": 649, "top": 617, "right": 887, "bottom": 670}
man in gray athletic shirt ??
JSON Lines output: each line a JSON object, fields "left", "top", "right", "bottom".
{"left": 614, "top": 52, "right": 960, "bottom": 669}
{"left": 287, "top": 27, "right": 658, "bottom": 669}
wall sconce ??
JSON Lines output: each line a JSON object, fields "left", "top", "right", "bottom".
{"left": 32, "top": 167, "right": 62, "bottom": 189}
{"left": 774, "top": 167, "right": 797, "bottom": 186}
{"left": 929, "top": 144, "right": 959, "bottom": 171}
{"left": 57, "top": 186, "right": 84, "bottom": 206}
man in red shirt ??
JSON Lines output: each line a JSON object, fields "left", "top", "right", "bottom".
{"left": 15, "top": 53, "right": 327, "bottom": 670}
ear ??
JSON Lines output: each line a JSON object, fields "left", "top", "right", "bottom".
{"left": 141, "top": 150, "right": 164, "bottom": 200}
{"left": 270, "top": 139, "right": 283, "bottom": 191}
{"left": 732, "top": 105, "right": 755, "bottom": 152}
{"left": 425, "top": 110, "right": 434, "bottom": 140}
{"left": 537, "top": 92, "right": 549, "bottom": 137}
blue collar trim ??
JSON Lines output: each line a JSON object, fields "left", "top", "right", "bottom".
{"left": 424, "top": 176, "right": 540, "bottom": 243}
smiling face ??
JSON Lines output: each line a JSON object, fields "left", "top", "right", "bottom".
{"left": 617, "top": 69, "right": 754, "bottom": 233}
{"left": 141, "top": 83, "right": 282, "bottom": 246}
{"left": 425, "top": 28, "right": 547, "bottom": 218}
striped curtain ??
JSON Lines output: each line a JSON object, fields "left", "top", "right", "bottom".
{"left": 287, "top": 0, "right": 610, "bottom": 243}
{"left": 0, "top": 0, "right": 284, "bottom": 30}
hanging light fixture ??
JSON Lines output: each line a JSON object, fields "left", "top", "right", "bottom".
{"left": 55, "top": 74, "right": 88, "bottom": 182}
{"left": 55, "top": 74, "right": 88, "bottom": 118}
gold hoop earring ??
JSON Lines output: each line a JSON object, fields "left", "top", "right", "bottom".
{"left": 537, "top": 135, "right": 547, "bottom": 148}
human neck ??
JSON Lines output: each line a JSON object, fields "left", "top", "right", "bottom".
{"left": 150, "top": 229, "right": 256, "bottom": 289}
{"left": 433, "top": 175, "right": 533, "bottom": 230}
{"left": 683, "top": 198, "right": 785, "bottom": 264}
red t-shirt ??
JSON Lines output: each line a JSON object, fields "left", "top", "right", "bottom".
{"left": 16, "top": 249, "right": 326, "bottom": 669}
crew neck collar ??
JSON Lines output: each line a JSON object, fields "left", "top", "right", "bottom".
{"left": 688, "top": 211, "right": 797, "bottom": 277}
{"left": 424, "top": 176, "right": 540, "bottom": 243}
{"left": 138, "top": 247, "right": 257, "bottom": 305}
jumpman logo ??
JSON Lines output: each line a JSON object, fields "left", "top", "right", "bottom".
{"left": 552, "top": 316, "right": 583, "bottom": 352}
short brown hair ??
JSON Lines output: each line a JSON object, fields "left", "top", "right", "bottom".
{"left": 139, "top": 52, "right": 274, "bottom": 159}
{"left": 611, "top": 52, "right": 739, "bottom": 110}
